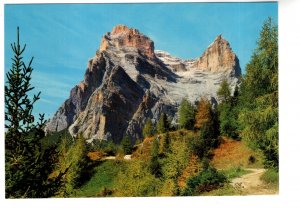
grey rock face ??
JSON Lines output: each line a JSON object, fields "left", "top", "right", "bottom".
{"left": 46, "top": 25, "right": 241, "bottom": 143}
{"left": 44, "top": 53, "right": 108, "bottom": 133}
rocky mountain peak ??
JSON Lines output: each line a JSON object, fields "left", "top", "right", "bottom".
{"left": 194, "top": 35, "right": 241, "bottom": 75}
{"left": 110, "top": 25, "right": 139, "bottom": 36}
{"left": 45, "top": 27, "right": 241, "bottom": 143}
{"left": 100, "top": 25, "right": 155, "bottom": 59}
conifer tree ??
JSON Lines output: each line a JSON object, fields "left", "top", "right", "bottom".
{"left": 217, "top": 79, "right": 239, "bottom": 139}
{"left": 239, "top": 18, "right": 278, "bottom": 169}
{"left": 157, "top": 113, "right": 169, "bottom": 134}
{"left": 150, "top": 139, "right": 161, "bottom": 177}
{"left": 5, "top": 27, "right": 60, "bottom": 198}
{"left": 178, "top": 98, "right": 195, "bottom": 129}
{"left": 143, "top": 118, "right": 154, "bottom": 138}
{"left": 160, "top": 131, "right": 171, "bottom": 155}
{"left": 217, "top": 79, "right": 231, "bottom": 103}
{"left": 121, "top": 135, "right": 133, "bottom": 155}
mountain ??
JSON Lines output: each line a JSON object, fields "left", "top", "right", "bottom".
{"left": 45, "top": 25, "right": 241, "bottom": 143}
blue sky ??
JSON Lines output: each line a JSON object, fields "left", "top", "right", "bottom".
{"left": 4, "top": 3, "right": 278, "bottom": 119}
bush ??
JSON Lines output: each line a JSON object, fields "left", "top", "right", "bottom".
{"left": 222, "top": 166, "right": 250, "bottom": 180}
{"left": 89, "top": 139, "right": 118, "bottom": 156}
{"left": 260, "top": 168, "right": 279, "bottom": 185}
{"left": 114, "top": 160, "right": 161, "bottom": 197}
{"left": 248, "top": 155, "right": 256, "bottom": 164}
{"left": 183, "top": 166, "right": 227, "bottom": 195}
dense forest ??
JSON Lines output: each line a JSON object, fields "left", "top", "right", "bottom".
{"left": 5, "top": 18, "right": 278, "bottom": 198}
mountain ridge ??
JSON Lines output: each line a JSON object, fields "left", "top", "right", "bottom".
{"left": 45, "top": 25, "right": 241, "bottom": 143}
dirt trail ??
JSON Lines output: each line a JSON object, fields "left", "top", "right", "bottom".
{"left": 231, "top": 168, "right": 278, "bottom": 195}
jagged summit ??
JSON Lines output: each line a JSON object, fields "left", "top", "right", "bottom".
{"left": 100, "top": 25, "right": 155, "bottom": 59}
{"left": 45, "top": 25, "right": 241, "bottom": 143}
{"left": 194, "top": 35, "right": 241, "bottom": 76}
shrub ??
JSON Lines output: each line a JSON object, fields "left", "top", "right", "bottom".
{"left": 183, "top": 166, "right": 227, "bottom": 195}
{"left": 114, "top": 160, "right": 161, "bottom": 197}
{"left": 222, "top": 166, "right": 250, "bottom": 180}
{"left": 248, "top": 155, "right": 256, "bottom": 164}
{"left": 260, "top": 168, "right": 279, "bottom": 185}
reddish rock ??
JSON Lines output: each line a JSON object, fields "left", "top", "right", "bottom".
{"left": 100, "top": 25, "right": 155, "bottom": 59}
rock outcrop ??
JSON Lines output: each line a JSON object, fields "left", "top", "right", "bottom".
{"left": 194, "top": 35, "right": 241, "bottom": 76}
{"left": 45, "top": 25, "right": 241, "bottom": 143}
{"left": 100, "top": 25, "right": 155, "bottom": 59}
{"left": 44, "top": 52, "right": 108, "bottom": 132}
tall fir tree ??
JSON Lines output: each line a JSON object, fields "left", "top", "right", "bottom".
{"left": 178, "top": 98, "right": 195, "bottom": 130}
{"left": 149, "top": 139, "right": 161, "bottom": 177}
{"left": 217, "top": 79, "right": 231, "bottom": 103}
{"left": 142, "top": 118, "right": 154, "bottom": 138}
{"left": 217, "top": 79, "right": 240, "bottom": 139}
{"left": 238, "top": 18, "right": 278, "bottom": 169}
{"left": 121, "top": 135, "right": 133, "bottom": 155}
{"left": 5, "top": 27, "right": 61, "bottom": 198}
{"left": 159, "top": 131, "right": 171, "bottom": 155}
{"left": 157, "top": 113, "right": 169, "bottom": 134}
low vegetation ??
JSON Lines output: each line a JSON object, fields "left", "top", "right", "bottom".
{"left": 260, "top": 168, "right": 279, "bottom": 192}
{"left": 182, "top": 165, "right": 227, "bottom": 196}
{"left": 211, "top": 137, "right": 263, "bottom": 169}
{"left": 221, "top": 167, "right": 251, "bottom": 180}
{"left": 75, "top": 160, "right": 126, "bottom": 197}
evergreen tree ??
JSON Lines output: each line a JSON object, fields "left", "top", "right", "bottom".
{"left": 55, "top": 134, "right": 90, "bottom": 196}
{"left": 217, "top": 79, "right": 239, "bottom": 139}
{"left": 157, "top": 113, "right": 169, "bottom": 134}
{"left": 121, "top": 135, "right": 133, "bottom": 155}
{"left": 150, "top": 139, "right": 161, "bottom": 177}
{"left": 5, "top": 27, "right": 61, "bottom": 198}
{"left": 190, "top": 123, "right": 219, "bottom": 160}
{"left": 232, "top": 85, "right": 239, "bottom": 106}
{"left": 160, "top": 131, "right": 171, "bottom": 155}
{"left": 217, "top": 79, "right": 231, "bottom": 103}
{"left": 66, "top": 134, "right": 89, "bottom": 194}
{"left": 178, "top": 98, "right": 195, "bottom": 129}
{"left": 239, "top": 18, "right": 278, "bottom": 169}
{"left": 142, "top": 118, "right": 154, "bottom": 138}
{"left": 218, "top": 102, "right": 239, "bottom": 139}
